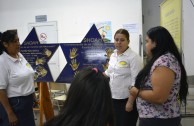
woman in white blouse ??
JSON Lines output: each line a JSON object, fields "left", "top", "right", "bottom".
{"left": 0, "top": 30, "right": 35, "bottom": 126}
{"left": 104, "top": 29, "right": 142, "bottom": 126}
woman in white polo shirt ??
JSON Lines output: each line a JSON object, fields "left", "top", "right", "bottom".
{"left": 104, "top": 29, "right": 142, "bottom": 126}
{"left": 0, "top": 30, "right": 35, "bottom": 126}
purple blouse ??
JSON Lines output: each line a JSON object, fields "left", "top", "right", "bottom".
{"left": 137, "top": 53, "right": 181, "bottom": 118}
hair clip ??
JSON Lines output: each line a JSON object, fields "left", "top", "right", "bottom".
{"left": 92, "top": 68, "right": 98, "bottom": 73}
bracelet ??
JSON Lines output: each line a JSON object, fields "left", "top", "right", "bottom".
{"left": 128, "top": 86, "right": 134, "bottom": 90}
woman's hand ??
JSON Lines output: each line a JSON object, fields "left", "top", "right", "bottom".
{"left": 7, "top": 111, "right": 18, "bottom": 126}
{"left": 125, "top": 100, "right": 133, "bottom": 112}
{"left": 129, "top": 87, "right": 139, "bottom": 97}
{"left": 125, "top": 91, "right": 136, "bottom": 112}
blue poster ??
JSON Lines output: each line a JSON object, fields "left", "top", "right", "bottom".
{"left": 56, "top": 24, "right": 115, "bottom": 83}
{"left": 20, "top": 28, "right": 59, "bottom": 82}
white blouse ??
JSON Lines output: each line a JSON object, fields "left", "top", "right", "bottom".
{"left": 105, "top": 48, "right": 142, "bottom": 99}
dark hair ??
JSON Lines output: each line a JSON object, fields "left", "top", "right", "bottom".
{"left": 0, "top": 32, "right": 3, "bottom": 55}
{"left": 0, "top": 30, "right": 17, "bottom": 55}
{"left": 135, "top": 26, "right": 188, "bottom": 104}
{"left": 114, "top": 29, "right": 130, "bottom": 41}
{"left": 45, "top": 67, "right": 115, "bottom": 126}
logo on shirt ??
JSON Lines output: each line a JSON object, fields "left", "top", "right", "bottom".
{"left": 26, "top": 63, "right": 32, "bottom": 68}
{"left": 118, "top": 61, "right": 128, "bottom": 67}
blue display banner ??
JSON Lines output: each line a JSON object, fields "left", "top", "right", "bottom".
{"left": 20, "top": 28, "right": 59, "bottom": 82}
{"left": 56, "top": 24, "right": 115, "bottom": 83}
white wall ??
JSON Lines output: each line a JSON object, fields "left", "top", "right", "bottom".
{"left": 142, "top": 0, "right": 164, "bottom": 51}
{"left": 0, "top": 0, "right": 142, "bottom": 55}
{"left": 182, "top": 0, "right": 194, "bottom": 76}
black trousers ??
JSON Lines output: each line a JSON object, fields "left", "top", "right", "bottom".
{"left": 113, "top": 98, "right": 138, "bottom": 126}
{"left": 0, "top": 94, "right": 35, "bottom": 126}
{"left": 139, "top": 116, "right": 181, "bottom": 126}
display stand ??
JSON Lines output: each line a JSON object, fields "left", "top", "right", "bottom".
{"left": 37, "top": 82, "right": 54, "bottom": 126}
{"left": 39, "top": 82, "right": 43, "bottom": 126}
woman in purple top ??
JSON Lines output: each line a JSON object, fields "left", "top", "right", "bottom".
{"left": 129, "top": 26, "right": 188, "bottom": 126}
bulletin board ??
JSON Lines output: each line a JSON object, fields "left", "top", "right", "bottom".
{"left": 160, "top": 0, "right": 182, "bottom": 50}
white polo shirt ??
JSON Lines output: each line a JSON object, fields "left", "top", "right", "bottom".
{"left": 105, "top": 48, "right": 142, "bottom": 99}
{"left": 0, "top": 52, "right": 35, "bottom": 98}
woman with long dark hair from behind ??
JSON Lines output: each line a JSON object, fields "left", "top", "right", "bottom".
{"left": 128, "top": 26, "right": 188, "bottom": 126}
{"left": 44, "top": 67, "right": 115, "bottom": 126}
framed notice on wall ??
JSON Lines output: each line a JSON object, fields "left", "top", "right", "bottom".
{"left": 160, "top": 0, "right": 181, "bottom": 50}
